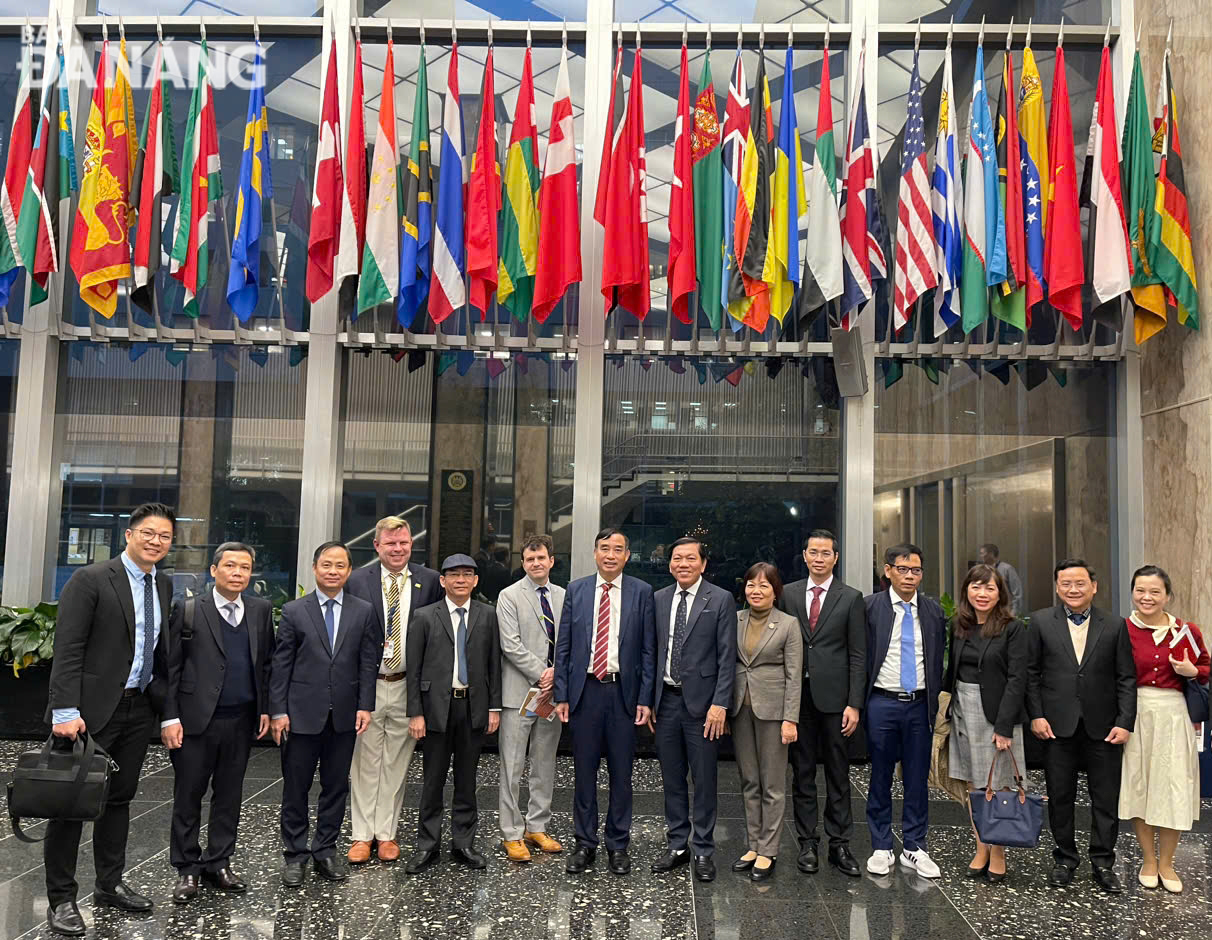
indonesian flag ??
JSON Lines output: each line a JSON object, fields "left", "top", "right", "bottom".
{"left": 306, "top": 40, "right": 345, "bottom": 304}
{"left": 466, "top": 45, "right": 501, "bottom": 317}
{"left": 131, "top": 39, "right": 177, "bottom": 315}
{"left": 667, "top": 42, "right": 696, "bottom": 325}
{"left": 0, "top": 35, "right": 33, "bottom": 308}
{"left": 338, "top": 37, "right": 367, "bottom": 313}
{"left": 355, "top": 37, "right": 399, "bottom": 315}
{"left": 532, "top": 46, "right": 581, "bottom": 323}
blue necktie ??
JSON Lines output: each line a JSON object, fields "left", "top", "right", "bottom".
{"left": 324, "top": 598, "right": 336, "bottom": 652}
{"left": 899, "top": 601, "right": 916, "bottom": 692}
{"left": 1067, "top": 608, "right": 1089, "bottom": 625}
{"left": 138, "top": 574, "right": 155, "bottom": 691}
{"left": 456, "top": 608, "right": 468, "bottom": 685}
{"left": 538, "top": 587, "right": 555, "bottom": 667}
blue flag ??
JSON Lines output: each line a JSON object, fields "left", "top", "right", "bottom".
{"left": 975, "top": 50, "right": 1006, "bottom": 289}
{"left": 227, "top": 40, "right": 273, "bottom": 322}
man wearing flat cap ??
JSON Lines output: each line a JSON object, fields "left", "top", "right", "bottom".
{"left": 405, "top": 554, "right": 502, "bottom": 874}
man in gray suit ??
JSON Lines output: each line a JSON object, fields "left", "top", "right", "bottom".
{"left": 496, "top": 535, "right": 566, "bottom": 862}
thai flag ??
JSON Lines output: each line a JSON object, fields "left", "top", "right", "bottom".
{"left": 839, "top": 46, "right": 886, "bottom": 331}
{"left": 430, "top": 45, "right": 466, "bottom": 323}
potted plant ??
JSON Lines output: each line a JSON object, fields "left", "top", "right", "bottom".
{"left": 0, "top": 602, "right": 57, "bottom": 739}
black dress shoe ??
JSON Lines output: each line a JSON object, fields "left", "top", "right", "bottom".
{"left": 202, "top": 866, "right": 247, "bottom": 892}
{"left": 987, "top": 870, "right": 1007, "bottom": 884}
{"left": 451, "top": 846, "right": 488, "bottom": 869}
{"left": 828, "top": 845, "right": 861, "bottom": 878}
{"left": 750, "top": 858, "right": 777, "bottom": 882}
{"left": 1092, "top": 866, "right": 1123, "bottom": 894}
{"left": 731, "top": 853, "right": 756, "bottom": 872}
{"left": 47, "top": 901, "right": 86, "bottom": 937}
{"left": 281, "top": 861, "right": 306, "bottom": 887}
{"left": 965, "top": 862, "right": 989, "bottom": 880}
{"left": 1048, "top": 865, "right": 1075, "bottom": 887}
{"left": 694, "top": 855, "right": 716, "bottom": 882}
{"left": 797, "top": 842, "right": 819, "bottom": 874}
{"left": 608, "top": 849, "right": 631, "bottom": 875}
{"left": 405, "top": 849, "right": 441, "bottom": 875}
{"left": 93, "top": 882, "right": 153, "bottom": 912}
{"left": 566, "top": 845, "right": 596, "bottom": 874}
{"left": 651, "top": 848, "right": 691, "bottom": 873}
{"left": 172, "top": 875, "right": 200, "bottom": 904}
{"left": 313, "top": 856, "right": 349, "bottom": 882}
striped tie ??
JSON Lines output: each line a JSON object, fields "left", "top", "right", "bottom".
{"left": 592, "top": 582, "right": 612, "bottom": 680}
{"left": 384, "top": 574, "right": 402, "bottom": 671}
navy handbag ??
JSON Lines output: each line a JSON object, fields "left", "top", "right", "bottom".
{"left": 968, "top": 749, "right": 1046, "bottom": 848}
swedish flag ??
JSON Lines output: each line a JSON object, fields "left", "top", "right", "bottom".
{"left": 227, "top": 41, "right": 274, "bottom": 322}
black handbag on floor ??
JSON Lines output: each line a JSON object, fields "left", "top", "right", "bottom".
{"left": 7, "top": 733, "right": 117, "bottom": 843}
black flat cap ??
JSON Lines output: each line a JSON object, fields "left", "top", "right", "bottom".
{"left": 440, "top": 553, "right": 478, "bottom": 572}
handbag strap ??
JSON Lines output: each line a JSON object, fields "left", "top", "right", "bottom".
{"left": 983, "top": 747, "right": 1028, "bottom": 802}
{"left": 9, "top": 813, "right": 45, "bottom": 843}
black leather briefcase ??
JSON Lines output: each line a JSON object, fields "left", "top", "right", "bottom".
{"left": 7, "top": 733, "right": 117, "bottom": 843}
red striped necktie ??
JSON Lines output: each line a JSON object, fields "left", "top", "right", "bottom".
{"left": 593, "top": 582, "right": 612, "bottom": 679}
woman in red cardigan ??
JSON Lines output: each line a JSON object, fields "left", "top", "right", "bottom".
{"left": 1118, "top": 565, "right": 1210, "bottom": 894}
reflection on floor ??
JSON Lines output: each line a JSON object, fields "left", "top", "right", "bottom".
{"left": 0, "top": 740, "right": 1208, "bottom": 939}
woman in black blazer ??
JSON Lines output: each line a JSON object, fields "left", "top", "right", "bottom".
{"left": 944, "top": 564, "right": 1028, "bottom": 884}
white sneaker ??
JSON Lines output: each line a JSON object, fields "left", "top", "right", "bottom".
{"left": 866, "top": 850, "right": 896, "bottom": 875}
{"left": 899, "top": 848, "right": 941, "bottom": 878}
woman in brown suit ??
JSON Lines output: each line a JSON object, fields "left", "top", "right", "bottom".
{"left": 730, "top": 562, "right": 803, "bottom": 881}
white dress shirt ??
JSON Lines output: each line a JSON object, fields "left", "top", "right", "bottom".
{"left": 663, "top": 577, "right": 702, "bottom": 686}
{"left": 380, "top": 565, "right": 412, "bottom": 670}
{"left": 588, "top": 574, "right": 622, "bottom": 674}
{"left": 447, "top": 597, "right": 470, "bottom": 689}
{"left": 806, "top": 574, "right": 833, "bottom": 615}
{"left": 213, "top": 588, "right": 245, "bottom": 625}
{"left": 875, "top": 589, "right": 925, "bottom": 692}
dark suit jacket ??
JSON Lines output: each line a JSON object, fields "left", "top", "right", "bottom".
{"left": 864, "top": 590, "right": 946, "bottom": 727}
{"left": 268, "top": 591, "right": 380, "bottom": 735}
{"left": 780, "top": 577, "right": 867, "bottom": 712}
{"left": 553, "top": 573, "right": 656, "bottom": 715}
{"left": 405, "top": 600, "right": 501, "bottom": 733}
{"left": 653, "top": 578, "right": 737, "bottom": 719}
{"left": 943, "top": 618, "right": 1027, "bottom": 738}
{"left": 345, "top": 561, "right": 444, "bottom": 642}
{"left": 167, "top": 592, "right": 275, "bottom": 736}
{"left": 46, "top": 556, "right": 176, "bottom": 729}
{"left": 1026, "top": 605, "right": 1136, "bottom": 739}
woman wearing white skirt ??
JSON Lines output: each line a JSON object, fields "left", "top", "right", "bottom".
{"left": 1119, "top": 565, "right": 1209, "bottom": 894}
{"left": 944, "top": 564, "right": 1027, "bottom": 884}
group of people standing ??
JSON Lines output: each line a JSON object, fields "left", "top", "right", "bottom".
{"left": 36, "top": 503, "right": 1209, "bottom": 938}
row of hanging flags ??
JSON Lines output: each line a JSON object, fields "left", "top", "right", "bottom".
{"left": 0, "top": 19, "right": 1198, "bottom": 347}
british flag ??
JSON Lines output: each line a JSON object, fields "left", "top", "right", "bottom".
{"left": 892, "top": 47, "right": 938, "bottom": 333}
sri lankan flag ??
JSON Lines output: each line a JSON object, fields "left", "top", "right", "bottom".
{"left": 1150, "top": 47, "right": 1199, "bottom": 330}
{"left": 498, "top": 47, "right": 540, "bottom": 322}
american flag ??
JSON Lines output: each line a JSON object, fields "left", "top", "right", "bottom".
{"left": 893, "top": 48, "right": 938, "bottom": 333}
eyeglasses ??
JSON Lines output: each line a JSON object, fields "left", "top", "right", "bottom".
{"left": 135, "top": 528, "right": 173, "bottom": 545}
{"left": 891, "top": 565, "right": 923, "bottom": 577}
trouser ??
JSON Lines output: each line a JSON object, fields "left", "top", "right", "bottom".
{"left": 569, "top": 677, "right": 636, "bottom": 851}
{"left": 789, "top": 682, "right": 854, "bottom": 848}
{"left": 865, "top": 694, "right": 931, "bottom": 851}
{"left": 1044, "top": 721, "right": 1123, "bottom": 870}
{"left": 170, "top": 707, "right": 256, "bottom": 874}
{"left": 497, "top": 705, "right": 562, "bottom": 840}
{"left": 416, "top": 696, "right": 483, "bottom": 851}
{"left": 45, "top": 692, "right": 154, "bottom": 906}
{"left": 279, "top": 713, "right": 357, "bottom": 864}
{"left": 350, "top": 677, "right": 417, "bottom": 842}
{"left": 655, "top": 688, "right": 720, "bottom": 855}
{"left": 731, "top": 702, "right": 787, "bottom": 858}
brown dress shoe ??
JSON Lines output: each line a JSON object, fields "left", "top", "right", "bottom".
{"left": 348, "top": 841, "right": 373, "bottom": 864}
{"left": 377, "top": 840, "right": 400, "bottom": 862}
{"left": 524, "top": 831, "right": 563, "bottom": 854}
{"left": 502, "top": 839, "right": 532, "bottom": 862}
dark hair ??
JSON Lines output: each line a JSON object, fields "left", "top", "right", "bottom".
{"left": 804, "top": 529, "right": 839, "bottom": 554}
{"left": 594, "top": 527, "right": 630, "bottom": 551}
{"left": 521, "top": 534, "right": 554, "bottom": 557}
{"left": 743, "top": 562, "right": 783, "bottom": 601}
{"left": 129, "top": 502, "right": 176, "bottom": 530}
{"left": 669, "top": 536, "right": 707, "bottom": 561}
{"left": 1131, "top": 564, "right": 1173, "bottom": 595}
{"left": 312, "top": 540, "right": 351, "bottom": 565}
{"left": 1054, "top": 558, "right": 1096, "bottom": 582}
{"left": 493, "top": 546, "right": 509, "bottom": 562}
{"left": 954, "top": 564, "right": 1015, "bottom": 639}
{"left": 212, "top": 542, "right": 256, "bottom": 566}
{"left": 884, "top": 543, "right": 924, "bottom": 567}
{"left": 979, "top": 543, "right": 1000, "bottom": 560}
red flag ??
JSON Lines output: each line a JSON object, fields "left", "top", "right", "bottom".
{"left": 466, "top": 45, "right": 501, "bottom": 316}
{"left": 1044, "top": 44, "right": 1085, "bottom": 330}
{"left": 667, "top": 42, "right": 696, "bottom": 325}
{"left": 593, "top": 46, "right": 623, "bottom": 228}
{"left": 338, "top": 37, "right": 367, "bottom": 307}
{"left": 600, "top": 48, "right": 649, "bottom": 319}
{"left": 306, "top": 40, "right": 344, "bottom": 304}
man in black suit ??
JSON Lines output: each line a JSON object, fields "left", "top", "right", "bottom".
{"left": 404, "top": 554, "right": 502, "bottom": 874}
{"left": 863, "top": 543, "right": 946, "bottom": 880}
{"left": 44, "top": 503, "right": 178, "bottom": 937}
{"left": 345, "top": 515, "right": 443, "bottom": 865}
{"left": 1027, "top": 559, "right": 1136, "bottom": 894}
{"left": 650, "top": 537, "right": 736, "bottom": 883}
{"left": 779, "top": 529, "right": 866, "bottom": 877}
{"left": 167, "top": 542, "right": 274, "bottom": 903}
{"left": 269, "top": 541, "right": 378, "bottom": 887}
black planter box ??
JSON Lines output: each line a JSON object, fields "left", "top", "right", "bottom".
{"left": 0, "top": 664, "right": 52, "bottom": 739}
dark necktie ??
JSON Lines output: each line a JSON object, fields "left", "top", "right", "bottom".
{"left": 456, "top": 608, "right": 469, "bottom": 685}
{"left": 538, "top": 587, "right": 555, "bottom": 667}
{"left": 670, "top": 590, "right": 689, "bottom": 683}
{"left": 809, "top": 585, "right": 823, "bottom": 631}
{"left": 1067, "top": 608, "right": 1089, "bottom": 625}
{"left": 139, "top": 573, "right": 155, "bottom": 690}
{"left": 324, "top": 598, "right": 337, "bottom": 652}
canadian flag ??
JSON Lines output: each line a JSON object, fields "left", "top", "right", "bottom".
{"left": 306, "top": 40, "right": 345, "bottom": 304}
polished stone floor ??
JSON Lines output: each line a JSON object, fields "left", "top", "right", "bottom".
{"left": 0, "top": 738, "right": 1209, "bottom": 939}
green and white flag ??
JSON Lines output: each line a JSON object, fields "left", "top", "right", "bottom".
{"left": 356, "top": 38, "right": 400, "bottom": 314}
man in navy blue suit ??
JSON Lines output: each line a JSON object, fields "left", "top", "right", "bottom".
{"left": 649, "top": 537, "right": 736, "bottom": 883}
{"left": 862, "top": 544, "right": 945, "bottom": 880}
{"left": 554, "top": 528, "right": 656, "bottom": 876}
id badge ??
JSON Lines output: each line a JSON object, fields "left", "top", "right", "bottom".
{"left": 383, "top": 634, "right": 395, "bottom": 659}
